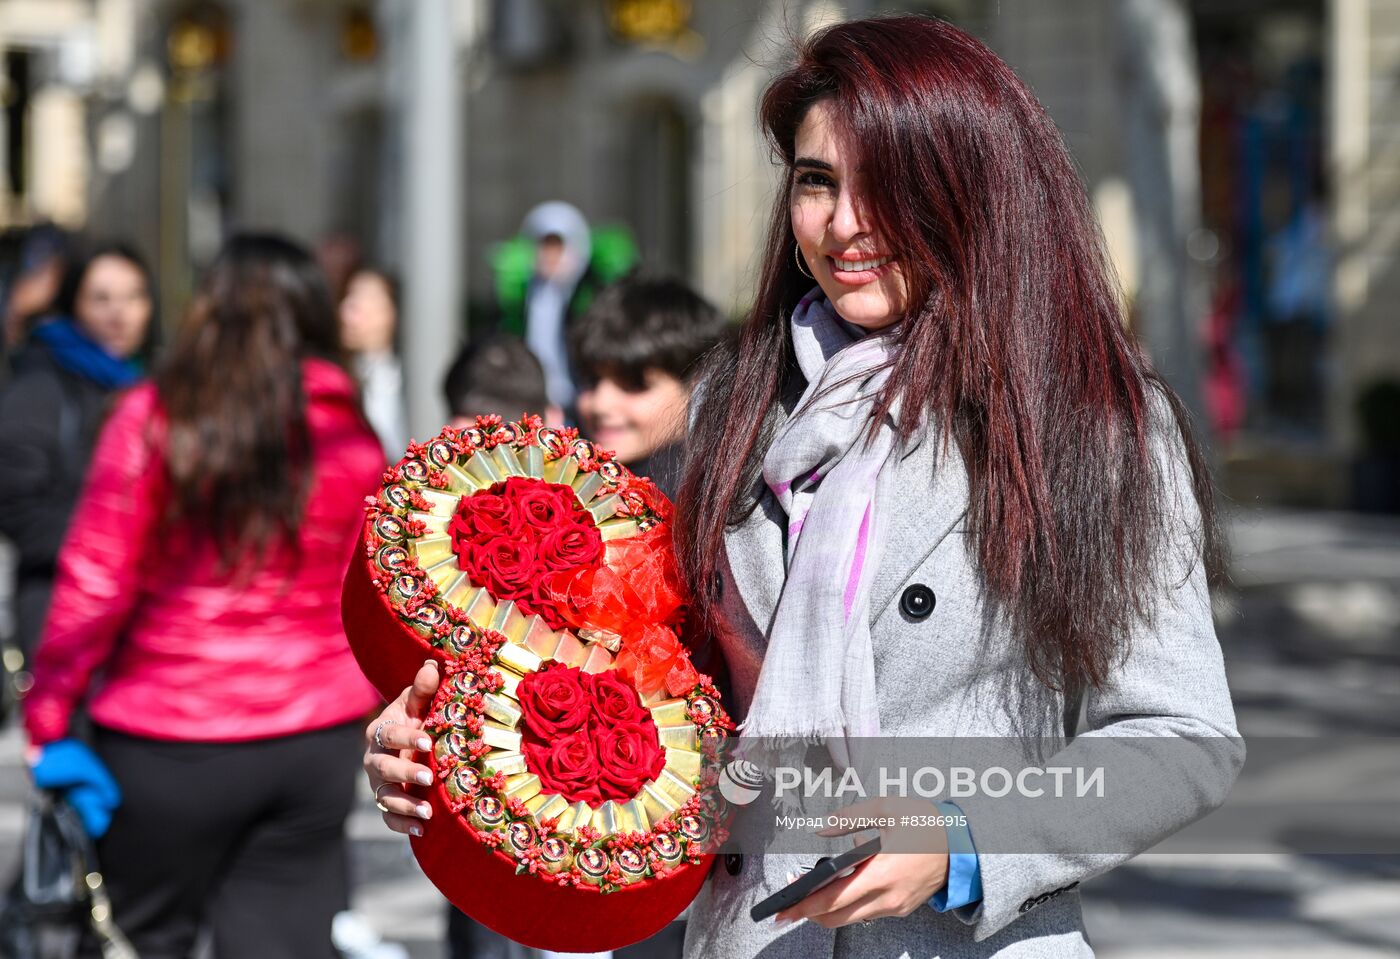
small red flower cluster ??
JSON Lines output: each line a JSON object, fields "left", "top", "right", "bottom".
{"left": 516, "top": 665, "right": 666, "bottom": 806}
{"left": 449, "top": 477, "right": 603, "bottom": 628}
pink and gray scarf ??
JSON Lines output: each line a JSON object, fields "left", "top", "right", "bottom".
{"left": 739, "top": 289, "right": 901, "bottom": 759}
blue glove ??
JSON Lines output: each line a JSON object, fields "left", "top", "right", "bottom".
{"left": 30, "top": 739, "right": 122, "bottom": 839}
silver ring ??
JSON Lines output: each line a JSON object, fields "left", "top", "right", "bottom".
{"left": 373, "top": 721, "right": 392, "bottom": 751}
{"left": 374, "top": 782, "right": 394, "bottom": 813}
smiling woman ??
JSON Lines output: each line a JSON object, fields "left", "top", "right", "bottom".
{"left": 359, "top": 14, "right": 1243, "bottom": 959}
{"left": 790, "top": 103, "right": 908, "bottom": 330}
{"left": 669, "top": 12, "right": 1243, "bottom": 959}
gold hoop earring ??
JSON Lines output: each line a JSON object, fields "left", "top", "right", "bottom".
{"left": 794, "top": 244, "right": 815, "bottom": 280}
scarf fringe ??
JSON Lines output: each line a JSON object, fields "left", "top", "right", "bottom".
{"left": 734, "top": 710, "right": 847, "bottom": 746}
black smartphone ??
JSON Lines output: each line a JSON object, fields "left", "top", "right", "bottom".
{"left": 749, "top": 835, "right": 883, "bottom": 923}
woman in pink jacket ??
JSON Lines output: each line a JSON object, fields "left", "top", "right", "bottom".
{"left": 23, "top": 233, "right": 385, "bottom": 959}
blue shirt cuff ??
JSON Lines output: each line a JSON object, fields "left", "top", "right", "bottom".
{"left": 929, "top": 801, "right": 982, "bottom": 912}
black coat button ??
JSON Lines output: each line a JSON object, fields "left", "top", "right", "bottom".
{"left": 899, "top": 584, "right": 936, "bottom": 619}
{"left": 724, "top": 853, "right": 743, "bottom": 876}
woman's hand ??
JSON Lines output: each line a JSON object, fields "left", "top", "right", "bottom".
{"left": 363, "top": 659, "right": 442, "bottom": 838}
{"left": 773, "top": 797, "right": 950, "bottom": 929}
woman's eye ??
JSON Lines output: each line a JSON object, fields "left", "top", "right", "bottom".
{"left": 795, "top": 171, "right": 836, "bottom": 190}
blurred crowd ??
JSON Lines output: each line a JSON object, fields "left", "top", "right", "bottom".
{"left": 0, "top": 204, "right": 727, "bottom": 959}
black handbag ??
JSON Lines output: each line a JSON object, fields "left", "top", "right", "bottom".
{"left": 0, "top": 792, "right": 137, "bottom": 959}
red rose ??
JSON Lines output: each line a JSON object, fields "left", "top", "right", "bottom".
{"left": 446, "top": 477, "right": 607, "bottom": 627}
{"left": 524, "top": 729, "right": 602, "bottom": 805}
{"left": 517, "top": 666, "right": 592, "bottom": 738}
{"left": 459, "top": 492, "right": 513, "bottom": 538}
{"left": 470, "top": 538, "right": 536, "bottom": 596}
{"left": 520, "top": 573, "right": 570, "bottom": 629}
{"left": 450, "top": 491, "right": 513, "bottom": 569}
{"left": 538, "top": 522, "right": 603, "bottom": 573}
{"left": 508, "top": 477, "right": 578, "bottom": 531}
{"left": 594, "top": 721, "right": 666, "bottom": 802}
{"left": 589, "top": 670, "right": 650, "bottom": 727}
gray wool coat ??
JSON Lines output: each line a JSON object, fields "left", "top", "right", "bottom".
{"left": 680, "top": 405, "right": 1245, "bottom": 959}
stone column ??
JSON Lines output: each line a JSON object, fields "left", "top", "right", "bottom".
{"left": 396, "top": 0, "right": 462, "bottom": 439}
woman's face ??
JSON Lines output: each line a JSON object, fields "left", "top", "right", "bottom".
{"left": 790, "top": 99, "right": 907, "bottom": 330}
{"left": 75, "top": 255, "right": 152, "bottom": 359}
{"left": 340, "top": 271, "right": 397, "bottom": 354}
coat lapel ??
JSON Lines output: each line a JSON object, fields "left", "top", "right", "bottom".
{"left": 719, "top": 431, "right": 972, "bottom": 636}
{"left": 720, "top": 483, "right": 788, "bottom": 642}
{"left": 869, "top": 430, "right": 971, "bottom": 616}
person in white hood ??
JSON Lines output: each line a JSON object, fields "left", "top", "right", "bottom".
{"left": 520, "top": 201, "right": 593, "bottom": 412}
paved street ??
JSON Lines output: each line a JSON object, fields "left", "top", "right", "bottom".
{"left": 2, "top": 508, "right": 1398, "bottom": 958}
{"left": 1080, "top": 508, "right": 1400, "bottom": 958}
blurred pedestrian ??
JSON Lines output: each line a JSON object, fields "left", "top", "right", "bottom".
{"left": 22, "top": 233, "right": 384, "bottom": 959}
{"left": 442, "top": 333, "right": 562, "bottom": 429}
{"left": 1, "top": 223, "right": 71, "bottom": 358}
{"left": 316, "top": 231, "right": 363, "bottom": 305}
{"left": 570, "top": 277, "right": 729, "bottom": 498}
{"left": 340, "top": 265, "right": 408, "bottom": 459}
{"left": 0, "top": 242, "right": 154, "bottom": 663}
{"left": 489, "top": 202, "right": 638, "bottom": 415}
{"left": 519, "top": 201, "right": 590, "bottom": 414}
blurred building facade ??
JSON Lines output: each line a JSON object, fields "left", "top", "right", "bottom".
{"left": 0, "top": 0, "right": 1393, "bottom": 506}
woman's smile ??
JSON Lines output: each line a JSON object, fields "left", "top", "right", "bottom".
{"left": 826, "top": 252, "right": 896, "bottom": 284}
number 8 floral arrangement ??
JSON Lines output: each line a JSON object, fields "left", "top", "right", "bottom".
{"left": 341, "top": 414, "right": 732, "bottom": 952}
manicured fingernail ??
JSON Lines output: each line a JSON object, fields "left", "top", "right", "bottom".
{"left": 416, "top": 770, "right": 434, "bottom": 786}
{"left": 409, "top": 824, "right": 423, "bottom": 837}
{"left": 773, "top": 916, "right": 793, "bottom": 929}
{"left": 416, "top": 803, "right": 432, "bottom": 820}
{"left": 416, "top": 737, "right": 432, "bottom": 751}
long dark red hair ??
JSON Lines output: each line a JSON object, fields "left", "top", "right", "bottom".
{"left": 676, "top": 16, "right": 1223, "bottom": 692}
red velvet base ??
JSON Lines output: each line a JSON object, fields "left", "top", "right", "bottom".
{"left": 411, "top": 777, "right": 713, "bottom": 952}
{"left": 340, "top": 524, "right": 447, "bottom": 701}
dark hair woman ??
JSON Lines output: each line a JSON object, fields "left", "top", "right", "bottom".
{"left": 339, "top": 265, "right": 408, "bottom": 459}
{"left": 23, "top": 233, "right": 385, "bottom": 957}
{"left": 361, "top": 17, "right": 1243, "bottom": 957}
{"left": 0, "top": 241, "right": 154, "bottom": 662}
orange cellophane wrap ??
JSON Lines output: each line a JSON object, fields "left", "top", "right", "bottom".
{"left": 544, "top": 523, "right": 699, "bottom": 697}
